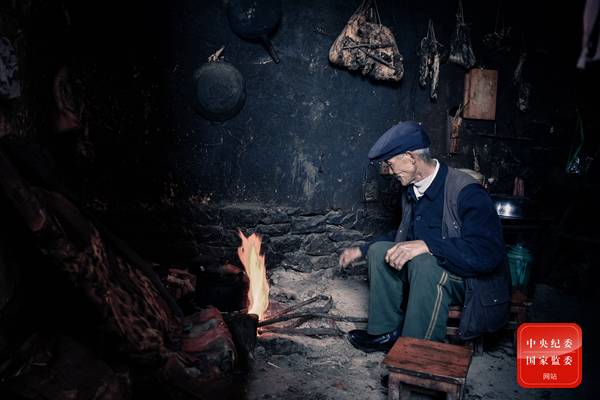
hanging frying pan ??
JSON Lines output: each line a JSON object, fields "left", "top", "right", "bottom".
{"left": 226, "top": 0, "right": 282, "bottom": 63}
{"left": 193, "top": 61, "right": 246, "bottom": 122}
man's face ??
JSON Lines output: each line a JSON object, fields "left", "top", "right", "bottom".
{"left": 383, "top": 153, "right": 417, "bottom": 186}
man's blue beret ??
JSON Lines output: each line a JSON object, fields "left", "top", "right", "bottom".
{"left": 368, "top": 121, "right": 430, "bottom": 161}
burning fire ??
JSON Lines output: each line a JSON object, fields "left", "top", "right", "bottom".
{"left": 237, "top": 231, "right": 270, "bottom": 320}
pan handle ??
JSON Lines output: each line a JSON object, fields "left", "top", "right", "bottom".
{"left": 260, "top": 36, "right": 280, "bottom": 64}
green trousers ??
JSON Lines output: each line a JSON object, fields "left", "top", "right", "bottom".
{"left": 367, "top": 241, "right": 465, "bottom": 342}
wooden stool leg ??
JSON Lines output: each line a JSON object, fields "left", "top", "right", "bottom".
{"left": 446, "top": 384, "right": 462, "bottom": 400}
{"left": 399, "top": 383, "right": 411, "bottom": 400}
{"left": 388, "top": 374, "right": 400, "bottom": 400}
{"left": 388, "top": 374, "right": 411, "bottom": 400}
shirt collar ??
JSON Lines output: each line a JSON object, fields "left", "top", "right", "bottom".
{"left": 413, "top": 159, "right": 440, "bottom": 199}
{"left": 408, "top": 161, "right": 447, "bottom": 201}
{"left": 422, "top": 161, "right": 447, "bottom": 200}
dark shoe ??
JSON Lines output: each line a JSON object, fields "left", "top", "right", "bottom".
{"left": 346, "top": 328, "right": 401, "bottom": 353}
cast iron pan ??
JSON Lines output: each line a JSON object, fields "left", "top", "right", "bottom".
{"left": 227, "top": 0, "right": 282, "bottom": 63}
{"left": 193, "top": 62, "right": 246, "bottom": 122}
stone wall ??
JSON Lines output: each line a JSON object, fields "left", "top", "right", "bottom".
{"left": 98, "top": 201, "right": 400, "bottom": 274}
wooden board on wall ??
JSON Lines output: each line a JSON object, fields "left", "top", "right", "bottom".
{"left": 463, "top": 69, "right": 498, "bottom": 120}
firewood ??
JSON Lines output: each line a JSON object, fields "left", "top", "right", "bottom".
{"left": 259, "top": 327, "right": 344, "bottom": 337}
{"left": 258, "top": 312, "right": 367, "bottom": 327}
{"left": 269, "top": 294, "right": 331, "bottom": 319}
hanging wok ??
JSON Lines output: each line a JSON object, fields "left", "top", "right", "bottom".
{"left": 193, "top": 61, "right": 246, "bottom": 122}
{"left": 227, "top": 0, "right": 282, "bottom": 63}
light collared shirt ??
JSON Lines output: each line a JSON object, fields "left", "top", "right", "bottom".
{"left": 413, "top": 159, "right": 439, "bottom": 199}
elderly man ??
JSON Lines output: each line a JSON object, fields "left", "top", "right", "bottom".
{"left": 340, "top": 121, "right": 510, "bottom": 352}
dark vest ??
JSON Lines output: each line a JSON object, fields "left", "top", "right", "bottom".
{"left": 396, "top": 166, "right": 510, "bottom": 339}
{"left": 395, "top": 167, "right": 477, "bottom": 242}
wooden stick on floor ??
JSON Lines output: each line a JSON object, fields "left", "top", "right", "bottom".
{"left": 258, "top": 311, "right": 367, "bottom": 327}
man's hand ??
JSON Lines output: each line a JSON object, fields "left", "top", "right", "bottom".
{"left": 339, "top": 247, "right": 363, "bottom": 268}
{"left": 385, "top": 240, "right": 430, "bottom": 270}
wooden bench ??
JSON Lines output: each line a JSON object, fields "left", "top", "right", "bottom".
{"left": 383, "top": 337, "right": 473, "bottom": 400}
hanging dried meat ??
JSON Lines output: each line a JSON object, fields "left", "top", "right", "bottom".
{"left": 516, "top": 82, "right": 531, "bottom": 111}
{"left": 329, "top": 0, "right": 403, "bottom": 82}
{"left": 513, "top": 51, "right": 531, "bottom": 111}
{"left": 482, "top": 1, "right": 511, "bottom": 53}
{"left": 417, "top": 19, "right": 443, "bottom": 100}
{"left": 448, "top": 0, "right": 476, "bottom": 69}
{"left": 513, "top": 51, "right": 527, "bottom": 84}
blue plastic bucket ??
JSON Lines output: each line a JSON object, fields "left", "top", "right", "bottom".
{"left": 507, "top": 243, "right": 533, "bottom": 290}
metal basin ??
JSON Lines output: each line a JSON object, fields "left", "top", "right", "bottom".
{"left": 490, "top": 194, "right": 537, "bottom": 220}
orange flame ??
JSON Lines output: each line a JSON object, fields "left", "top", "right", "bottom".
{"left": 237, "top": 231, "right": 269, "bottom": 320}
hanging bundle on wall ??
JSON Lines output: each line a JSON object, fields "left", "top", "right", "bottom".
{"left": 513, "top": 51, "right": 526, "bottom": 84}
{"left": 513, "top": 50, "right": 531, "bottom": 112}
{"left": 417, "top": 19, "right": 443, "bottom": 100}
{"left": 482, "top": 1, "right": 511, "bottom": 53}
{"left": 516, "top": 81, "right": 531, "bottom": 112}
{"left": 329, "top": 0, "right": 404, "bottom": 82}
{"left": 448, "top": 0, "right": 476, "bottom": 69}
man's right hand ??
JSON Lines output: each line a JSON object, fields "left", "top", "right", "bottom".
{"left": 339, "top": 247, "right": 363, "bottom": 268}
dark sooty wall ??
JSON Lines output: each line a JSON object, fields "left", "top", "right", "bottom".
{"left": 158, "top": 0, "right": 582, "bottom": 211}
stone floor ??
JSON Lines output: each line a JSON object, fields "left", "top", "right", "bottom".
{"left": 227, "top": 266, "right": 599, "bottom": 400}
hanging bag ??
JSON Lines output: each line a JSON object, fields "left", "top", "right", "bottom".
{"left": 448, "top": 0, "right": 476, "bottom": 69}
{"left": 329, "top": 0, "right": 404, "bottom": 82}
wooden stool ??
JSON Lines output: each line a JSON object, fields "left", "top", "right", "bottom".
{"left": 383, "top": 337, "right": 473, "bottom": 400}
{"left": 446, "top": 290, "right": 531, "bottom": 354}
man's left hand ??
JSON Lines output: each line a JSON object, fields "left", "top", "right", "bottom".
{"left": 384, "top": 240, "right": 431, "bottom": 270}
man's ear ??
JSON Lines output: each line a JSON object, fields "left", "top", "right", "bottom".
{"left": 405, "top": 151, "right": 416, "bottom": 164}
